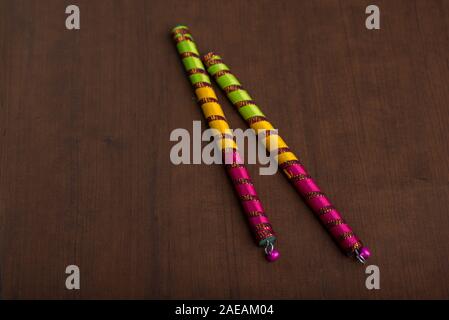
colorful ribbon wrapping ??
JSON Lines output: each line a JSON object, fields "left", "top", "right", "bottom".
{"left": 172, "top": 26, "right": 280, "bottom": 261}
{"left": 203, "top": 53, "right": 371, "bottom": 263}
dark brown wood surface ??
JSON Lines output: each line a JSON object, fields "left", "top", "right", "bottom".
{"left": 0, "top": 0, "right": 448, "bottom": 299}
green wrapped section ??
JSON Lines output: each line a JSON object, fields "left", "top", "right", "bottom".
{"left": 207, "top": 63, "right": 229, "bottom": 75}
{"left": 205, "top": 53, "right": 269, "bottom": 122}
{"left": 217, "top": 74, "right": 241, "bottom": 88}
{"left": 173, "top": 26, "right": 207, "bottom": 81}
{"left": 176, "top": 41, "right": 199, "bottom": 55}
{"left": 239, "top": 104, "right": 265, "bottom": 120}
{"left": 173, "top": 32, "right": 193, "bottom": 41}
{"left": 189, "top": 73, "right": 211, "bottom": 85}
{"left": 228, "top": 90, "right": 252, "bottom": 104}
{"left": 182, "top": 57, "right": 204, "bottom": 71}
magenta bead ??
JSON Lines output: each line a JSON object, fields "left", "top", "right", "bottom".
{"left": 359, "top": 247, "right": 371, "bottom": 260}
{"left": 266, "top": 249, "right": 280, "bottom": 262}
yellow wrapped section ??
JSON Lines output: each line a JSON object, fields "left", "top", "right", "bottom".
{"left": 195, "top": 87, "right": 218, "bottom": 101}
{"left": 209, "top": 119, "right": 230, "bottom": 132}
{"left": 250, "top": 121, "right": 274, "bottom": 131}
{"left": 277, "top": 152, "right": 298, "bottom": 165}
{"left": 265, "top": 135, "right": 289, "bottom": 152}
{"left": 201, "top": 102, "right": 225, "bottom": 118}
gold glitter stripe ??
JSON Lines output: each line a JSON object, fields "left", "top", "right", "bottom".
{"left": 174, "top": 35, "right": 194, "bottom": 43}
{"left": 339, "top": 231, "right": 355, "bottom": 241}
{"left": 198, "top": 97, "right": 219, "bottom": 105}
{"left": 223, "top": 85, "right": 244, "bottom": 93}
{"left": 172, "top": 27, "right": 189, "bottom": 35}
{"left": 280, "top": 160, "right": 302, "bottom": 169}
{"left": 317, "top": 206, "right": 335, "bottom": 216}
{"left": 234, "top": 100, "right": 256, "bottom": 108}
{"left": 213, "top": 69, "right": 231, "bottom": 78}
{"left": 255, "top": 230, "right": 275, "bottom": 241}
{"left": 254, "top": 223, "right": 273, "bottom": 231}
{"left": 290, "top": 174, "right": 312, "bottom": 182}
{"left": 226, "top": 163, "right": 244, "bottom": 169}
{"left": 193, "top": 82, "right": 212, "bottom": 89}
{"left": 204, "top": 58, "right": 222, "bottom": 67}
{"left": 187, "top": 68, "right": 206, "bottom": 76}
{"left": 305, "top": 191, "right": 326, "bottom": 200}
{"left": 180, "top": 51, "right": 199, "bottom": 59}
{"left": 206, "top": 115, "right": 227, "bottom": 122}
{"left": 203, "top": 52, "right": 215, "bottom": 61}
{"left": 247, "top": 116, "right": 268, "bottom": 125}
{"left": 326, "top": 219, "right": 346, "bottom": 228}
{"left": 255, "top": 229, "right": 272, "bottom": 239}
{"left": 233, "top": 178, "right": 253, "bottom": 185}
{"left": 256, "top": 229, "right": 274, "bottom": 236}
{"left": 240, "top": 194, "right": 260, "bottom": 202}
{"left": 203, "top": 54, "right": 223, "bottom": 67}
{"left": 247, "top": 211, "right": 265, "bottom": 217}
{"left": 350, "top": 242, "right": 362, "bottom": 252}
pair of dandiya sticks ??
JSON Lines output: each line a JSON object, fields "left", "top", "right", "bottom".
{"left": 172, "top": 25, "right": 371, "bottom": 264}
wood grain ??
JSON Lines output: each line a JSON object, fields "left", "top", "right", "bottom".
{"left": 0, "top": 0, "right": 448, "bottom": 299}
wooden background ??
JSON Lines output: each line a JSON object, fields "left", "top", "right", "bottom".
{"left": 0, "top": 0, "right": 448, "bottom": 299}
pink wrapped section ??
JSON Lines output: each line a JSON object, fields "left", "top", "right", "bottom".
{"left": 282, "top": 162, "right": 363, "bottom": 254}
{"left": 225, "top": 150, "right": 275, "bottom": 245}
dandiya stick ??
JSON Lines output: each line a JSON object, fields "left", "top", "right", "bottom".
{"left": 203, "top": 53, "right": 371, "bottom": 263}
{"left": 172, "top": 26, "right": 280, "bottom": 261}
